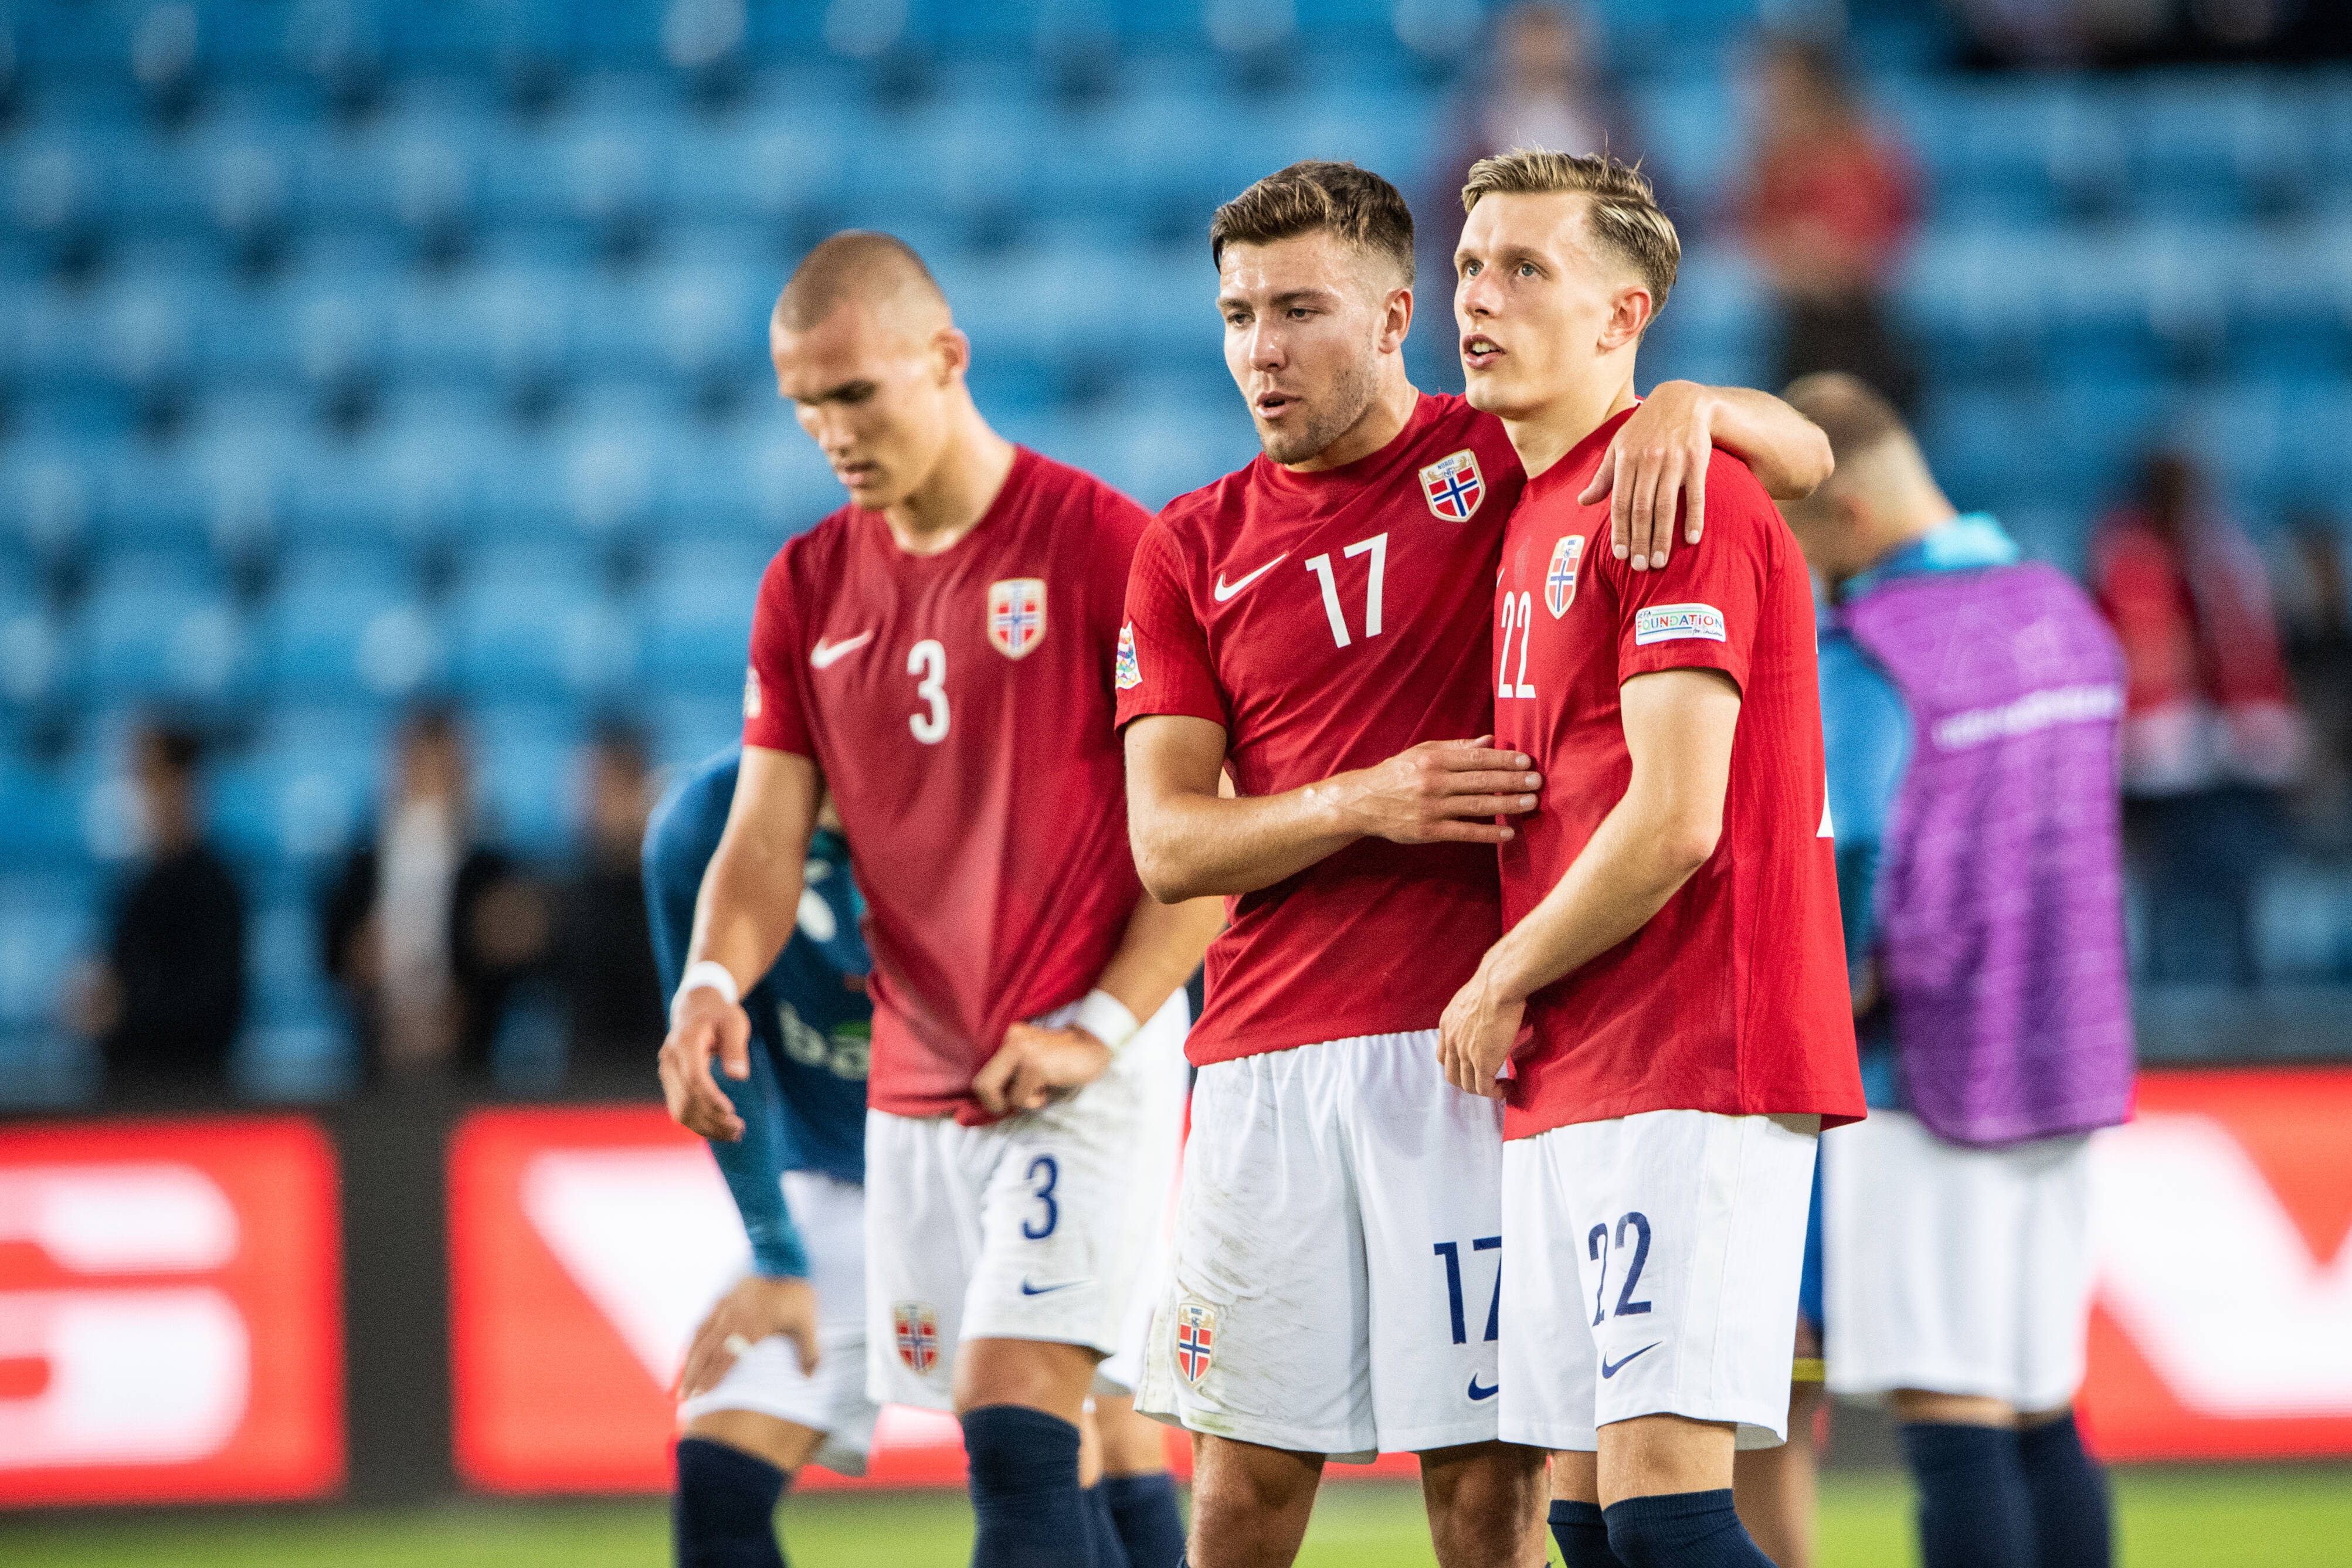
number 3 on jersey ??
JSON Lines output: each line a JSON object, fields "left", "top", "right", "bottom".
{"left": 908, "top": 639, "right": 950, "bottom": 744}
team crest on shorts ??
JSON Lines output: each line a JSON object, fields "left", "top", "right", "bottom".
{"left": 892, "top": 1301, "right": 941, "bottom": 1374}
{"left": 987, "top": 578, "right": 1047, "bottom": 660}
{"left": 1419, "top": 450, "right": 1485, "bottom": 522}
{"left": 1545, "top": 535, "right": 1585, "bottom": 618}
{"left": 1115, "top": 621, "right": 1141, "bottom": 690}
{"left": 1173, "top": 1300, "right": 1217, "bottom": 1387}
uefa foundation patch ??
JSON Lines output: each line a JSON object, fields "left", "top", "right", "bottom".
{"left": 1115, "top": 622, "right": 1141, "bottom": 690}
{"left": 892, "top": 1301, "right": 941, "bottom": 1374}
{"left": 1173, "top": 1300, "right": 1216, "bottom": 1387}
{"left": 1633, "top": 603, "right": 1726, "bottom": 645}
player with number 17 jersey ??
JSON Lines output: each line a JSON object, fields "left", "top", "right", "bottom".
{"left": 1119, "top": 392, "right": 1523, "bottom": 1060}
{"left": 745, "top": 445, "right": 1148, "bottom": 1123}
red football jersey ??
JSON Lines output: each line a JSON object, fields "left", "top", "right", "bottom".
{"left": 745, "top": 447, "right": 1148, "bottom": 1121}
{"left": 1116, "top": 393, "right": 1526, "bottom": 1063}
{"left": 1494, "top": 410, "right": 1864, "bottom": 1139}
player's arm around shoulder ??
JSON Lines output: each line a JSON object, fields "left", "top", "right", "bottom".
{"left": 1580, "top": 381, "right": 1833, "bottom": 572}
{"left": 661, "top": 746, "right": 823, "bottom": 1143}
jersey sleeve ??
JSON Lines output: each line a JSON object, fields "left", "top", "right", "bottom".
{"left": 743, "top": 548, "right": 814, "bottom": 758}
{"left": 1115, "top": 517, "right": 1227, "bottom": 730}
{"left": 1611, "top": 451, "right": 1774, "bottom": 694}
{"left": 642, "top": 766, "right": 807, "bottom": 1279}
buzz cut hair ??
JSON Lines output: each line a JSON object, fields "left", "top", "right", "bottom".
{"left": 1781, "top": 371, "right": 1909, "bottom": 468}
{"left": 1460, "top": 148, "right": 1680, "bottom": 318}
{"left": 775, "top": 230, "right": 946, "bottom": 332}
{"left": 1210, "top": 160, "right": 1416, "bottom": 286}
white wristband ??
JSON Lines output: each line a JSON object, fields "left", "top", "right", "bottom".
{"left": 673, "top": 960, "right": 741, "bottom": 1025}
{"left": 1071, "top": 988, "right": 1141, "bottom": 1054}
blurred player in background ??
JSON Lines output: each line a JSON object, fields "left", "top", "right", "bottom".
{"left": 1119, "top": 159, "right": 1831, "bottom": 1568}
{"left": 661, "top": 232, "right": 1219, "bottom": 1568}
{"left": 647, "top": 747, "right": 875, "bottom": 1568}
{"left": 1780, "top": 372, "right": 2132, "bottom": 1568}
{"left": 1437, "top": 150, "right": 1864, "bottom": 1568}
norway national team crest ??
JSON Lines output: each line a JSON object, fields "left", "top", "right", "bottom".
{"left": 892, "top": 1301, "right": 941, "bottom": 1374}
{"left": 987, "top": 578, "right": 1048, "bottom": 660}
{"left": 1545, "top": 535, "right": 1586, "bottom": 618}
{"left": 1173, "top": 1300, "right": 1216, "bottom": 1387}
{"left": 1419, "top": 449, "right": 1485, "bottom": 522}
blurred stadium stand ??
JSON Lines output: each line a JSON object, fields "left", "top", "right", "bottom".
{"left": 2, "top": 0, "right": 2349, "bottom": 1104}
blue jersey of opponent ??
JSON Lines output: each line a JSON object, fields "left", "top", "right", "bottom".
{"left": 644, "top": 748, "right": 871, "bottom": 1278}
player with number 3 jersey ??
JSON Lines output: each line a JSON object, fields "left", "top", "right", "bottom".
{"left": 664, "top": 232, "right": 1217, "bottom": 1568}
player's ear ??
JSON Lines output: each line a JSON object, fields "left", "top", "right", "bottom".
{"left": 1379, "top": 283, "right": 1414, "bottom": 355}
{"left": 1600, "top": 283, "right": 1651, "bottom": 352}
{"left": 934, "top": 326, "right": 972, "bottom": 384}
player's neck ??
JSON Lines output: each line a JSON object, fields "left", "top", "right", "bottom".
{"left": 1503, "top": 366, "right": 1640, "bottom": 480}
{"left": 882, "top": 408, "right": 1018, "bottom": 557}
{"left": 1283, "top": 367, "right": 1420, "bottom": 474}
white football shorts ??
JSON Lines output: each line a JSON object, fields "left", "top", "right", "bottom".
{"left": 1136, "top": 1030, "right": 1508, "bottom": 1462}
{"left": 1822, "top": 1109, "right": 2093, "bottom": 1413}
{"left": 1500, "top": 1109, "right": 1821, "bottom": 1453}
{"left": 863, "top": 991, "right": 1189, "bottom": 1413}
{"left": 678, "top": 1170, "right": 880, "bottom": 1477}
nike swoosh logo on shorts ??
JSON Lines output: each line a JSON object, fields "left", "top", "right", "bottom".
{"left": 1601, "top": 1343, "right": 1661, "bottom": 1379}
{"left": 809, "top": 632, "right": 875, "bottom": 669}
{"left": 1212, "top": 555, "right": 1287, "bottom": 602}
{"left": 1467, "top": 1375, "right": 1499, "bottom": 1401}
{"left": 1020, "top": 1279, "right": 1085, "bottom": 1297}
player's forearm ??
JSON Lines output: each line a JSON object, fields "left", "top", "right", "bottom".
{"left": 1482, "top": 798, "right": 1718, "bottom": 1004}
{"left": 1091, "top": 890, "right": 1225, "bottom": 1023}
{"left": 1693, "top": 383, "right": 1834, "bottom": 501}
{"left": 1130, "top": 778, "right": 1365, "bottom": 902}
{"left": 687, "top": 837, "right": 806, "bottom": 997}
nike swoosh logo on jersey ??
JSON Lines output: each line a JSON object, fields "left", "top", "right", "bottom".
{"left": 1467, "top": 1375, "right": 1499, "bottom": 1401}
{"left": 1019, "top": 1279, "right": 1087, "bottom": 1297}
{"left": 809, "top": 632, "right": 875, "bottom": 669}
{"left": 1212, "top": 555, "right": 1287, "bottom": 602}
{"left": 1600, "top": 1343, "right": 1661, "bottom": 1379}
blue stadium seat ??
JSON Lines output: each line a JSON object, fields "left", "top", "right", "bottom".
{"left": 79, "top": 554, "right": 254, "bottom": 702}
{"left": 264, "top": 578, "right": 443, "bottom": 703}
{"left": 0, "top": 765, "right": 88, "bottom": 870}
{"left": 636, "top": 537, "right": 769, "bottom": 685}
{"left": 470, "top": 701, "right": 586, "bottom": 858}
{"left": 448, "top": 542, "right": 633, "bottom": 698}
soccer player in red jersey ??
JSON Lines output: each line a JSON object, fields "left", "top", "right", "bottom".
{"left": 1118, "top": 162, "right": 1832, "bottom": 1568}
{"left": 1435, "top": 152, "right": 1866, "bottom": 1568}
{"left": 660, "top": 233, "right": 1220, "bottom": 1568}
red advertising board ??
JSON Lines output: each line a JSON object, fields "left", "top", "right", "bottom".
{"left": 450, "top": 1075, "right": 2352, "bottom": 1494}
{"left": 0, "top": 1116, "right": 344, "bottom": 1505}
{"left": 2083, "top": 1066, "right": 2352, "bottom": 1461}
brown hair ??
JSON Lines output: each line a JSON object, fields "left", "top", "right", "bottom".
{"left": 1460, "top": 149, "right": 1679, "bottom": 317}
{"left": 1781, "top": 372, "right": 1906, "bottom": 467}
{"left": 1210, "top": 160, "right": 1416, "bottom": 284}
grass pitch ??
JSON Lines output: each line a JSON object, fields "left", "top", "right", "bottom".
{"left": 1, "top": 1467, "right": 2346, "bottom": 1566}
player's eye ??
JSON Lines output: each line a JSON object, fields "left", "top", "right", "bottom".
{"left": 1517, "top": 262, "right": 1538, "bottom": 278}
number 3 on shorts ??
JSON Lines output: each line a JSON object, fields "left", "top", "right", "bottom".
{"left": 1021, "top": 1153, "right": 1060, "bottom": 1240}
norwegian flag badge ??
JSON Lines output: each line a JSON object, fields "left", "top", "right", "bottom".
{"left": 1173, "top": 1300, "right": 1216, "bottom": 1387}
{"left": 892, "top": 1301, "right": 941, "bottom": 1374}
{"left": 1545, "top": 535, "right": 1586, "bottom": 618}
{"left": 987, "top": 578, "right": 1048, "bottom": 660}
{"left": 1419, "top": 449, "right": 1485, "bottom": 522}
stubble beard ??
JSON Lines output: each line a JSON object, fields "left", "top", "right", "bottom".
{"left": 1255, "top": 349, "right": 1380, "bottom": 467}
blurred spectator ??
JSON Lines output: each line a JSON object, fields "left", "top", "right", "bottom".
{"left": 322, "top": 705, "right": 549, "bottom": 1083}
{"left": 1423, "top": 3, "right": 1634, "bottom": 378}
{"left": 73, "top": 724, "right": 247, "bottom": 1102}
{"left": 2090, "top": 453, "right": 2307, "bottom": 985}
{"left": 555, "top": 719, "right": 667, "bottom": 1090}
{"left": 1736, "top": 38, "right": 1921, "bottom": 413}
{"left": 2280, "top": 511, "right": 2352, "bottom": 844}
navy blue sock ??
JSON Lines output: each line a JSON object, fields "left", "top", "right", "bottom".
{"left": 1604, "top": 1489, "right": 1773, "bottom": 1568}
{"left": 1900, "top": 1422, "right": 2032, "bottom": 1568}
{"left": 1085, "top": 1482, "right": 1131, "bottom": 1568}
{"left": 1102, "top": 1473, "right": 1185, "bottom": 1568}
{"left": 2017, "top": 1413, "right": 2113, "bottom": 1568}
{"left": 1549, "top": 1498, "right": 1623, "bottom": 1567}
{"left": 673, "top": 1436, "right": 788, "bottom": 1568}
{"left": 963, "top": 1404, "right": 1094, "bottom": 1568}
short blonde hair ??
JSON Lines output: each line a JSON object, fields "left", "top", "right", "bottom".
{"left": 1461, "top": 149, "right": 1679, "bottom": 317}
